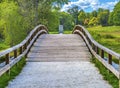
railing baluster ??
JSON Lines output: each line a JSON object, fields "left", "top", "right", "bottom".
{"left": 96, "top": 47, "right": 99, "bottom": 54}
{"left": 108, "top": 54, "right": 112, "bottom": 65}
{"left": 20, "top": 46, "right": 23, "bottom": 54}
{"left": 101, "top": 49, "right": 104, "bottom": 58}
{"left": 14, "top": 49, "right": 17, "bottom": 58}
{"left": 92, "top": 44, "right": 95, "bottom": 51}
{"left": 89, "top": 40, "right": 92, "bottom": 46}
{"left": 5, "top": 53, "right": 9, "bottom": 65}
{"left": 24, "top": 43, "right": 27, "bottom": 51}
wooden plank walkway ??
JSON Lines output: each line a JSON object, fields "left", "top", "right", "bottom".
{"left": 27, "top": 34, "right": 91, "bottom": 62}
{"left": 7, "top": 34, "right": 112, "bottom": 88}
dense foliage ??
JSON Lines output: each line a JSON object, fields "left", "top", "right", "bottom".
{"left": 0, "top": 0, "right": 68, "bottom": 46}
{"left": 112, "top": 2, "right": 120, "bottom": 25}
{"left": 0, "top": 0, "right": 120, "bottom": 47}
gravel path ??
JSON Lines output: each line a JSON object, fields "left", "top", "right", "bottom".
{"left": 7, "top": 62, "right": 112, "bottom": 88}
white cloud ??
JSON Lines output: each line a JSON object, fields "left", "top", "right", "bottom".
{"left": 99, "top": 1, "right": 118, "bottom": 11}
{"left": 61, "top": 0, "right": 119, "bottom": 12}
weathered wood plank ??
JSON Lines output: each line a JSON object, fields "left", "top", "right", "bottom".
{"left": 30, "top": 46, "right": 89, "bottom": 51}
{"left": 27, "top": 34, "right": 91, "bottom": 62}
{"left": 26, "top": 57, "right": 90, "bottom": 62}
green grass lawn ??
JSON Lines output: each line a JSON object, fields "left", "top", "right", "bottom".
{"left": 87, "top": 26, "right": 120, "bottom": 54}
{"left": 49, "top": 30, "right": 72, "bottom": 34}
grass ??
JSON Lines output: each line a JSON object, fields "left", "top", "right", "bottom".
{"left": 64, "top": 30, "right": 72, "bottom": 34}
{"left": 91, "top": 58, "right": 119, "bottom": 88}
{"left": 49, "top": 30, "right": 72, "bottom": 34}
{"left": 0, "top": 57, "right": 26, "bottom": 88}
{"left": 49, "top": 31, "right": 58, "bottom": 34}
{"left": 87, "top": 26, "right": 120, "bottom": 64}
{"left": 87, "top": 26, "right": 120, "bottom": 54}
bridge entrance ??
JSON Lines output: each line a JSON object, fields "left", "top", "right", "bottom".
{"left": 8, "top": 34, "right": 112, "bottom": 88}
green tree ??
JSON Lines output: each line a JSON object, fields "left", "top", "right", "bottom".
{"left": 98, "top": 8, "right": 104, "bottom": 14}
{"left": 88, "top": 17, "right": 99, "bottom": 26}
{"left": 0, "top": 1, "right": 28, "bottom": 46}
{"left": 60, "top": 12, "right": 74, "bottom": 30}
{"left": 78, "top": 10, "right": 86, "bottom": 25}
{"left": 91, "top": 10, "right": 97, "bottom": 17}
{"left": 84, "top": 18, "right": 89, "bottom": 26}
{"left": 108, "top": 12, "right": 114, "bottom": 25}
{"left": 86, "top": 13, "right": 91, "bottom": 19}
{"left": 0, "top": 0, "right": 69, "bottom": 46}
{"left": 98, "top": 9, "right": 109, "bottom": 26}
{"left": 67, "top": 6, "right": 79, "bottom": 25}
{"left": 113, "top": 1, "right": 120, "bottom": 25}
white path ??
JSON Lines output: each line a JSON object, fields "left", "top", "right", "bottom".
{"left": 7, "top": 34, "right": 112, "bottom": 88}
{"left": 8, "top": 62, "right": 112, "bottom": 88}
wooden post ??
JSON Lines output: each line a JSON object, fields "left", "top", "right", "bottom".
{"left": 24, "top": 43, "right": 27, "bottom": 51}
{"left": 89, "top": 39, "right": 91, "bottom": 46}
{"left": 37, "top": 28, "right": 39, "bottom": 33}
{"left": 93, "top": 44, "right": 95, "bottom": 51}
{"left": 31, "top": 34, "right": 34, "bottom": 40}
{"left": 28, "top": 39, "right": 31, "bottom": 45}
{"left": 5, "top": 53, "right": 10, "bottom": 74}
{"left": 20, "top": 46, "right": 23, "bottom": 54}
{"left": 101, "top": 50, "right": 104, "bottom": 58}
{"left": 96, "top": 47, "right": 99, "bottom": 54}
{"left": 14, "top": 50, "right": 17, "bottom": 58}
{"left": 92, "top": 43, "right": 94, "bottom": 50}
{"left": 5, "top": 53, "right": 9, "bottom": 65}
{"left": 108, "top": 54, "right": 112, "bottom": 65}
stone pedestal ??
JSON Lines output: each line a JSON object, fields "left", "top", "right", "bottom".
{"left": 59, "top": 25, "right": 63, "bottom": 34}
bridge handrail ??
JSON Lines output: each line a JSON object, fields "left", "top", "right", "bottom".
{"left": 0, "top": 25, "right": 48, "bottom": 57}
{"left": 0, "top": 25, "right": 48, "bottom": 76}
{"left": 73, "top": 25, "right": 120, "bottom": 79}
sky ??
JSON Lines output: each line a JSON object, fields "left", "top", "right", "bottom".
{"left": 61, "top": 0, "right": 119, "bottom": 12}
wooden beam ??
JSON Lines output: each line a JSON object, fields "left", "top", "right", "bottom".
{"left": 108, "top": 54, "right": 112, "bottom": 65}
{"left": 14, "top": 49, "right": 17, "bottom": 58}
{"left": 5, "top": 53, "right": 9, "bottom": 65}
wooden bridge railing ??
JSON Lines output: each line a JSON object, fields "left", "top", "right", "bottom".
{"left": 73, "top": 25, "right": 120, "bottom": 79}
{"left": 0, "top": 25, "right": 48, "bottom": 76}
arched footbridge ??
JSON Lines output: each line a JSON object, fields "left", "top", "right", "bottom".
{"left": 0, "top": 25, "right": 119, "bottom": 88}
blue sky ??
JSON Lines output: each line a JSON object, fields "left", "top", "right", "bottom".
{"left": 61, "top": 0, "right": 119, "bottom": 12}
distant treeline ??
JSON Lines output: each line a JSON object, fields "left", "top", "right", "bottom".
{"left": 62, "top": 1, "right": 120, "bottom": 28}
{"left": 0, "top": 0, "right": 120, "bottom": 46}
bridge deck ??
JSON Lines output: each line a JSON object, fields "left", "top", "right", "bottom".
{"left": 27, "top": 34, "right": 91, "bottom": 62}
{"left": 7, "top": 34, "right": 112, "bottom": 88}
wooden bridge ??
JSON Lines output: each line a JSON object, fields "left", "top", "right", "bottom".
{"left": 0, "top": 25, "right": 119, "bottom": 87}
